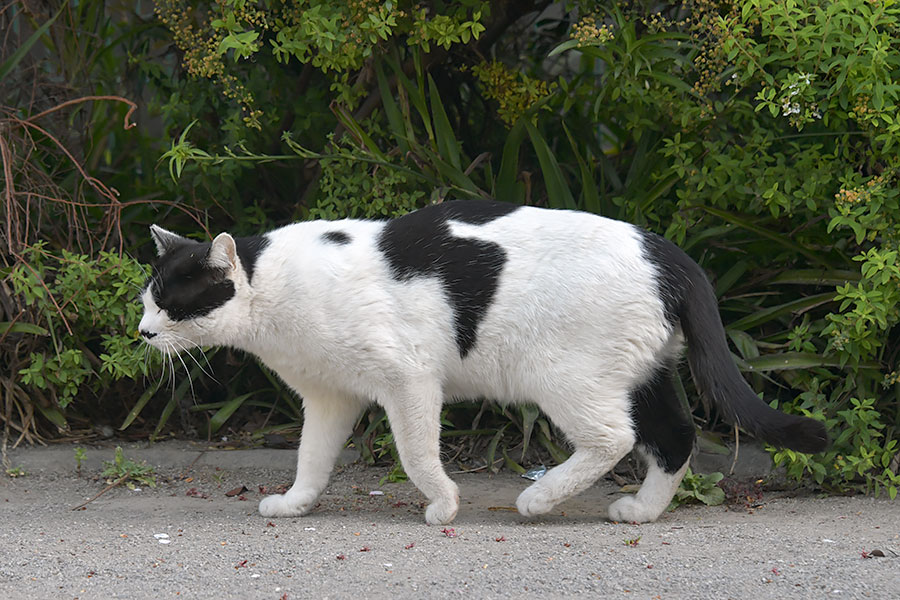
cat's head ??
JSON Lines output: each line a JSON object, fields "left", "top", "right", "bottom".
{"left": 138, "top": 225, "right": 250, "bottom": 354}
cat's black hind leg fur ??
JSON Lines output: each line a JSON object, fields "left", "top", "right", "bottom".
{"left": 608, "top": 367, "right": 695, "bottom": 522}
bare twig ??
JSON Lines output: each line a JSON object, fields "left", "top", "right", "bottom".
{"left": 26, "top": 95, "right": 138, "bottom": 130}
{"left": 729, "top": 424, "right": 740, "bottom": 476}
{"left": 70, "top": 472, "right": 130, "bottom": 511}
{"left": 177, "top": 450, "right": 206, "bottom": 480}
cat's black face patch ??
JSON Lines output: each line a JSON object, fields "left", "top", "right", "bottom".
{"left": 322, "top": 231, "right": 351, "bottom": 245}
{"left": 148, "top": 240, "right": 235, "bottom": 322}
{"left": 147, "top": 234, "right": 269, "bottom": 322}
{"left": 377, "top": 200, "right": 520, "bottom": 358}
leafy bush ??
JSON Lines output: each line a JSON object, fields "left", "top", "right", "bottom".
{"left": 7, "top": 245, "right": 154, "bottom": 419}
{"left": 1, "top": 0, "right": 179, "bottom": 445}
{"left": 2, "top": 1, "right": 897, "bottom": 498}
{"left": 156, "top": 0, "right": 897, "bottom": 494}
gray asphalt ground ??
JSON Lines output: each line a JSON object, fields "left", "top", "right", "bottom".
{"left": 1, "top": 441, "right": 897, "bottom": 599}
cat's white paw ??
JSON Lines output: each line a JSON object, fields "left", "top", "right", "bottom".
{"left": 607, "top": 495, "right": 660, "bottom": 523}
{"left": 516, "top": 485, "right": 556, "bottom": 517}
{"left": 424, "top": 496, "right": 459, "bottom": 525}
{"left": 258, "top": 489, "right": 319, "bottom": 518}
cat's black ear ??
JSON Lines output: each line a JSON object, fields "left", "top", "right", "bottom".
{"left": 149, "top": 225, "right": 189, "bottom": 257}
{"left": 208, "top": 232, "right": 237, "bottom": 272}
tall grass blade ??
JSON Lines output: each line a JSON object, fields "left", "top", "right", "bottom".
{"left": 428, "top": 75, "right": 461, "bottom": 169}
{"left": 525, "top": 121, "right": 576, "bottom": 209}
{"left": 208, "top": 392, "right": 256, "bottom": 435}
{"left": 375, "top": 60, "right": 410, "bottom": 155}
{"left": 497, "top": 119, "right": 526, "bottom": 202}
{"left": 0, "top": 3, "right": 66, "bottom": 83}
{"left": 727, "top": 292, "right": 835, "bottom": 331}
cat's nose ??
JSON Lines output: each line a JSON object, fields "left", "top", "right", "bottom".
{"left": 140, "top": 330, "right": 158, "bottom": 340}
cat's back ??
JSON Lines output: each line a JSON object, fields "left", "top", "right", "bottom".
{"left": 263, "top": 217, "right": 384, "bottom": 255}
{"left": 257, "top": 200, "right": 642, "bottom": 272}
{"left": 449, "top": 201, "right": 642, "bottom": 258}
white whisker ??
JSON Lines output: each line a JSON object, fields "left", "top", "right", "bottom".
{"left": 169, "top": 332, "right": 218, "bottom": 383}
{"left": 169, "top": 338, "right": 198, "bottom": 401}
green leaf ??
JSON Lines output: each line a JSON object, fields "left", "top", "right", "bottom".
{"left": 700, "top": 205, "right": 829, "bottom": 267}
{"left": 36, "top": 403, "right": 67, "bottom": 429}
{"left": 769, "top": 270, "right": 860, "bottom": 286}
{"left": 741, "top": 352, "right": 881, "bottom": 372}
{"left": 428, "top": 75, "right": 461, "bottom": 170}
{"left": 208, "top": 392, "right": 256, "bottom": 435}
{"left": 0, "top": 3, "right": 66, "bottom": 83}
{"left": 332, "top": 105, "right": 388, "bottom": 161}
{"left": 119, "top": 381, "right": 162, "bottom": 431}
{"left": 375, "top": 60, "right": 410, "bottom": 155}
{"left": 496, "top": 119, "right": 526, "bottom": 203}
{"left": 388, "top": 56, "right": 434, "bottom": 144}
{"left": 548, "top": 39, "right": 581, "bottom": 57}
{"left": 503, "top": 448, "right": 526, "bottom": 474}
{"left": 0, "top": 321, "right": 49, "bottom": 336}
{"left": 484, "top": 424, "right": 508, "bottom": 473}
{"left": 536, "top": 422, "right": 570, "bottom": 464}
{"left": 525, "top": 121, "right": 575, "bottom": 209}
{"left": 520, "top": 404, "right": 539, "bottom": 460}
{"left": 151, "top": 364, "right": 203, "bottom": 440}
{"left": 563, "top": 123, "right": 601, "bottom": 214}
{"left": 727, "top": 292, "right": 835, "bottom": 331}
{"left": 727, "top": 329, "right": 759, "bottom": 359}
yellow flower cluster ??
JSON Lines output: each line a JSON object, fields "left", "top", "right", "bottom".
{"left": 688, "top": 1, "right": 745, "bottom": 100}
{"left": 469, "top": 61, "right": 556, "bottom": 127}
{"left": 851, "top": 94, "right": 879, "bottom": 126}
{"left": 634, "top": 1, "right": 749, "bottom": 118}
{"left": 835, "top": 173, "right": 888, "bottom": 206}
{"left": 155, "top": 0, "right": 264, "bottom": 128}
{"left": 571, "top": 14, "right": 614, "bottom": 47}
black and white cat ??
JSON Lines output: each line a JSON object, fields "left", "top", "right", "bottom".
{"left": 139, "top": 200, "right": 828, "bottom": 524}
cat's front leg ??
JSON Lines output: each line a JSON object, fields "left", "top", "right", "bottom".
{"left": 381, "top": 379, "right": 459, "bottom": 525}
{"left": 259, "top": 394, "right": 362, "bottom": 518}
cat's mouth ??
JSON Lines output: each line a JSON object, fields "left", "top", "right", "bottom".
{"left": 140, "top": 330, "right": 198, "bottom": 356}
{"left": 139, "top": 328, "right": 217, "bottom": 394}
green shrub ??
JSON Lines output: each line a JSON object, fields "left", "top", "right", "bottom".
{"left": 8, "top": 245, "right": 154, "bottom": 419}
{"left": 158, "top": 0, "right": 897, "bottom": 494}
{"left": 2, "top": 1, "right": 897, "bottom": 498}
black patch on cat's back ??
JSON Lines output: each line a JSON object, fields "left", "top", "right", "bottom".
{"left": 235, "top": 235, "right": 270, "bottom": 283}
{"left": 322, "top": 231, "right": 351, "bottom": 245}
{"left": 635, "top": 228, "right": 696, "bottom": 327}
{"left": 377, "top": 200, "right": 520, "bottom": 358}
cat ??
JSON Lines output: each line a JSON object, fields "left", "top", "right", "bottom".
{"left": 139, "top": 199, "right": 828, "bottom": 524}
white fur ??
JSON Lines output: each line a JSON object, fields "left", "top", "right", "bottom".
{"left": 140, "top": 206, "right": 686, "bottom": 524}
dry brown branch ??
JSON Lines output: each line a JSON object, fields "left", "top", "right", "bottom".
{"left": 26, "top": 95, "right": 138, "bottom": 130}
{"left": 0, "top": 131, "right": 20, "bottom": 254}
{"left": 70, "top": 472, "right": 130, "bottom": 511}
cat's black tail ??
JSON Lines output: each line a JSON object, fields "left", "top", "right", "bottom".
{"left": 643, "top": 232, "right": 829, "bottom": 454}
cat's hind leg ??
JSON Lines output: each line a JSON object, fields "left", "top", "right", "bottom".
{"left": 516, "top": 388, "right": 635, "bottom": 518}
{"left": 259, "top": 393, "right": 363, "bottom": 518}
{"left": 607, "top": 368, "right": 694, "bottom": 523}
{"left": 380, "top": 377, "right": 459, "bottom": 525}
